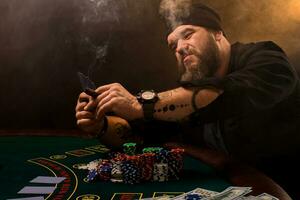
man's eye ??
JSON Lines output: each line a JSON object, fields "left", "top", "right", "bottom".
{"left": 184, "top": 32, "right": 192, "bottom": 39}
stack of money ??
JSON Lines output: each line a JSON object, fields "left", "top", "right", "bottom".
{"left": 140, "top": 186, "right": 279, "bottom": 200}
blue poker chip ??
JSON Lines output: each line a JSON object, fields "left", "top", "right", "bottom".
{"left": 185, "top": 193, "right": 202, "bottom": 200}
{"left": 87, "top": 169, "right": 98, "bottom": 182}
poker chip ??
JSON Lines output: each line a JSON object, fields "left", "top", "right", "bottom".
{"left": 153, "top": 163, "right": 168, "bottom": 182}
{"left": 123, "top": 143, "right": 137, "bottom": 156}
{"left": 167, "top": 150, "right": 184, "bottom": 180}
{"left": 98, "top": 160, "right": 112, "bottom": 181}
{"left": 140, "top": 153, "right": 155, "bottom": 181}
{"left": 157, "top": 149, "right": 169, "bottom": 163}
{"left": 142, "top": 147, "right": 154, "bottom": 154}
{"left": 185, "top": 193, "right": 202, "bottom": 200}
{"left": 87, "top": 169, "right": 98, "bottom": 182}
{"left": 110, "top": 159, "right": 123, "bottom": 183}
{"left": 110, "top": 178, "right": 123, "bottom": 183}
{"left": 142, "top": 147, "right": 162, "bottom": 154}
{"left": 83, "top": 143, "right": 185, "bottom": 184}
{"left": 121, "top": 160, "right": 141, "bottom": 184}
{"left": 87, "top": 159, "right": 102, "bottom": 170}
{"left": 74, "top": 163, "right": 89, "bottom": 170}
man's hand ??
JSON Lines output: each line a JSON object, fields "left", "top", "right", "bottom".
{"left": 85, "top": 83, "right": 143, "bottom": 121}
{"left": 75, "top": 92, "right": 105, "bottom": 135}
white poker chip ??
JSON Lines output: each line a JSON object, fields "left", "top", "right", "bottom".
{"left": 87, "top": 159, "right": 102, "bottom": 170}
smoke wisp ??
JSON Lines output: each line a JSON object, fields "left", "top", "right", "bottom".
{"left": 81, "top": 0, "right": 121, "bottom": 24}
{"left": 159, "top": 0, "right": 192, "bottom": 30}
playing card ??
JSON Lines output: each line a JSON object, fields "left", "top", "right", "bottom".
{"left": 77, "top": 72, "right": 96, "bottom": 91}
{"left": 77, "top": 72, "right": 98, "bottom": 98}
{"left": 18, "top": 186, "right": 56, "bottom": 194}
{"left": 30, "top": 176, "right": 66, "bottom": 184}
{"left": 7, "top": 197, "right": 45, "bottom": 200}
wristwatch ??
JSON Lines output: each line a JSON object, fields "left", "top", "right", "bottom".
{"left": 136, "top": 90, "right": 159, "bottom": 120}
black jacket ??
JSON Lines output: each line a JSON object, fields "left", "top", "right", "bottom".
{"left": 191, "top": 41, "right": 300, "bottom": 163}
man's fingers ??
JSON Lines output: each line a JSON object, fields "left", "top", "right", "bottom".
{"left": 76, "top": 111, "right": 94, "bottom": 120}
{"left": 96, "top": 98, "right": 118, "bottom": 120}
{"left": 95, "top": 83, "right": 122, "bottom": 94}
{"left": 84, "top": 99, "right": 98, "bottom": 112}
{"left": 77, "top": 119, "right": 94, "bottom": 127}
{"left": 77, "top": 92, "right": 97, "bottom": 111}
{"left": 75, "top": 102, "right": 87, "bottom": 112}
{"left": 96, "top": 90, "right": 110, "bottom": 106}
{"left": 96, "top": 92, "right": 118, "bottom": 114}
{"left": 78, "top": 92, "right": 91, "bottom": 103}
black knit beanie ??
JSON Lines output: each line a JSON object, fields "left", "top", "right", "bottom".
{"left": 164, "top": 1, "right": 223, "bottom": 33}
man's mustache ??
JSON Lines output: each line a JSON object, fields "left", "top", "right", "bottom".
{"left": 179, "top": 48, "right": 192, "bottom": 61}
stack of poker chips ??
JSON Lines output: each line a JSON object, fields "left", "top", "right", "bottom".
{"left": 153, "top": 163, "right": 168, "bottom": 182}
{"left": 85, "top": 143, "right": 184, "bottom": 184}
{"left": 123, "top": 143, "right": 137, "bottom": 156}
{"left": 98, "top": 159, "right": 112, "bottom": 181}
{"left": 168, "top": 148, "right": 184, "bottom": 180}
{"left": 140, "top": 153, "right": 155, "bottom": 181}
{"left": 121, "top": 155, "right": 141, "bottom": 184}
{"left": 110, "top": 159, "right": 123, "bottom": 183}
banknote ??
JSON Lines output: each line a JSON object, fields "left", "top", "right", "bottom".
{"left": 140, "top": 187, "right": 218, "bottom": 200}
{"left": 206, "top": 186, "right": 252, "bottom": 200}
{"left": 236, "top": 193, "right": 279, "bottom": 200}
{"left": 140, "top": 187, "right": 279, "bottom": 200}
{"left": 235, "top": 195, "right": 258, "bottom": 200}
{"left": 256, "top": 193, "right": 279, "bottom": 200}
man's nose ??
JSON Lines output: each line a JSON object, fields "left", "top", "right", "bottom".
{"left": 176, "top": 40, "right": 188, "bottom": 56}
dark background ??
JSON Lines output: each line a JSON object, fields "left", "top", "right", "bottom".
{"left": 0, "top": 0, "right": 299, "bottom": 129}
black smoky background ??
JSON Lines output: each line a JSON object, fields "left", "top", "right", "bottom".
{"left": 0, "top": 0, "right": 299, "bottom": 129}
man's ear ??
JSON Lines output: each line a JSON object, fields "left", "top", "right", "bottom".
{"left": 214, "top": 31, "right": 223, "bottom": 41}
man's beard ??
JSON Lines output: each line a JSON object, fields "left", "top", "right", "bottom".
{"left": 178, "top": 35, "right": 220, "bottom": 83}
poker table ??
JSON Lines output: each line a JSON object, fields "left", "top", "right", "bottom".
{"left": 0, "top": 131, "right": 291, "bottom": 200}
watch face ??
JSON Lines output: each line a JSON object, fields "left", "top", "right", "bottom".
{"left": 141, "top": 91, "right": 155, "bottom": 100}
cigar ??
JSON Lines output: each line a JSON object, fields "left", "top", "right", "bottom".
{"left": 84, "top": 88, "right": 98, "bottom": 99}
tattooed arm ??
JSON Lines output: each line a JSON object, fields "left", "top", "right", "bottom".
{"left": 90, "top": 83, "right": 222, "bottom": 122}
{"left": 98, "top": 116, "right": 143, "bottom": 148}
{"left": 153, "top": 87, "right": 222, "bottom": 121}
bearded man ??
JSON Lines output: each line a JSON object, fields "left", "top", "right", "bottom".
{"left": 75, "top": 1, "right": 300, "bottom": 198}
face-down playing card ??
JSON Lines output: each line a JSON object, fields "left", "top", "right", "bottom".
{"left": 77, "top": 72, "right": 98, "bottom": 98}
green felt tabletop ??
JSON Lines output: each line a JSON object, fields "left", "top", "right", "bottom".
{"left": 0, "top": 136, "right": 230, "bottom": 200}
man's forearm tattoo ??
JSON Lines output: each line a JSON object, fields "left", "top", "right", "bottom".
{"left": 114, "top": 123, "right": 133, "bottom": 140}
{"left": 158, "top": 91, "right": 173, "bottom": 99}
{"left": 154, "top": 104, "right": 189, "bottom": 113}
{"left": 158, "top": 88, "right": 181, "bottom": 99}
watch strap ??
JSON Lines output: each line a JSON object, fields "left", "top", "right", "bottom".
{"left": 143, "top": 102, "right": 155, "bottom": 121}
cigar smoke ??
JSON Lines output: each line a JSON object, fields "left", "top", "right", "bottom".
{"left": 83, "top": 37, "right": 109, "bottom": 78}
{"left": 82, "top": 0, "right": 121, "bottom": 24}
{"left": 79, "top": 0, "right": 119, "bottom": 78}
{"left": 159, "top": 0, "right": 192, "bottom": 30}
